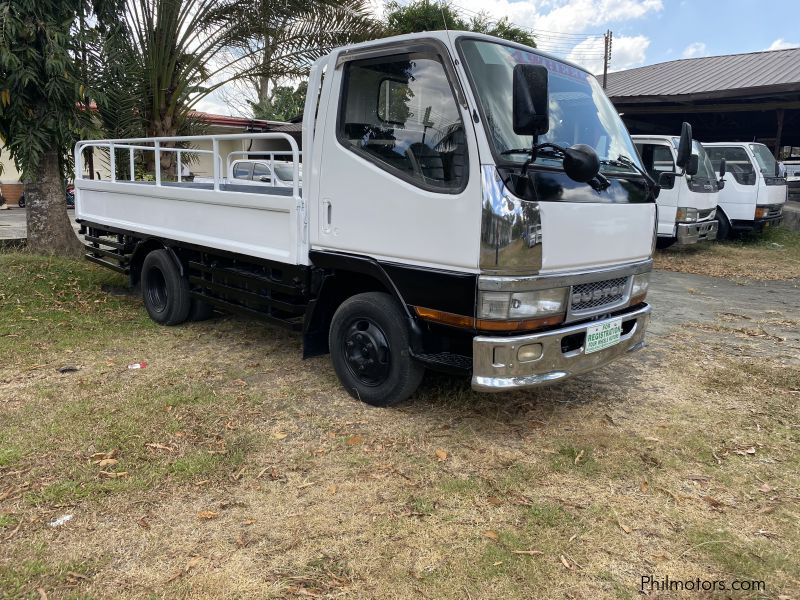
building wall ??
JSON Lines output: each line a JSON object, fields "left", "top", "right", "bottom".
{"left": 1, "top": 149, "right": 20, "bottom": 184}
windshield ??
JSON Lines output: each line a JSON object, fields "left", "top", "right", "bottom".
{"left": 459, "top": 39, "right": 643, "bottom": 175}
{"left": 749, "top": 144, "right": 777, "bottom": 175}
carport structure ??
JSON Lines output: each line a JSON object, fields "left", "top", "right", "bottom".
{"left": 604, "top": 47, "right": 800, "bottom": 157}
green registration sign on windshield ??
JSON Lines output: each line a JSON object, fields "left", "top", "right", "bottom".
{"left": 585, "top": 319, "right": 623, "bottom": 354}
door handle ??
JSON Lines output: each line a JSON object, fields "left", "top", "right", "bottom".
{"left": 322, "top": 199, "right": 332, "bottom": 233}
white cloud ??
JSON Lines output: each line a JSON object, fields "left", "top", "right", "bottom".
{"left": 204, "top": 0, "right": 666, "bottom": 117}
{"left": 450, "top": 0, "right": 663, "bottom": 35}
{"left": 681, "top": 42, "right": 707, "bottom": 59}
{"left": 195, "top": 93, "right": 237, "bottom": 117}
{"left": 445, "top": 0, "right": 660, "bottom": 68}
{"left": 767, "top": 38, "right": 800, "bottom": 50}
{"left": 567, "top": 34, "right": 650, "bottom": 73}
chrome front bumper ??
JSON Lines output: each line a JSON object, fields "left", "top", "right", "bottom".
{"left": 676, "top": 220, "right": 718, "bottom": 245}
{"left": 471, "top": 304, "right": 651, "bottom": 391}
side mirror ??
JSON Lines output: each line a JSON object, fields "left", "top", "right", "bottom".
{"left": 676, "top": 121, "right": 692, "bottom": 169}
{"left": 563, "top": 144, "right": 600, "bottom": 183}
{"left": 658, "top": 171, "right": 676, "bottom": 190}
{"left": 719, "top": 157, "right": 726, "bottom": 178}
{"left": 512, "top": 64, "right": 550, "bottom": 137}
{"left": 686, "top": 154, "right": 699, "bottom": 177}
{"left": 775, "top": 161, "right": 781, "bottom": 177}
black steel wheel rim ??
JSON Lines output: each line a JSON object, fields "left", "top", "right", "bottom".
{"left": 145, "top": 267, "right": 168, "bottom": 313}
{"left": 342, "top": 318, "right": 391, "bottom": 386}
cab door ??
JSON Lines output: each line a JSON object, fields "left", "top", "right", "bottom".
{"left": 635, "top": 142, "right": 679, "bottom": 236}
{"left": 706, "top": 146, "right": 758, "bottom": 222}
{"left": 312, "top": 41, "right": 481, "bottom": 272}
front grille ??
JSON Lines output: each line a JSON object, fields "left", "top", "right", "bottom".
{"left": 764, "top": 205, "right": 783, "bottom": 218}
{"left": 570, "top": 276, "right": 628, "bottom": 313}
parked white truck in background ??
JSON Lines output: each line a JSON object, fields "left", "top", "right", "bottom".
{"left": 785, "top": 159, "right": 800, "bottom": 202}
{"left": 633, "top": 133, "right": 723, "bottom": 249}
{"left": 194, "top": 153, "right": 302, "bottom": 189}
{"left": 705, "top": 142, "right": 786, "bottom": 238}
{"left": 74, "top": 31, "right": 670, "bottom": 406}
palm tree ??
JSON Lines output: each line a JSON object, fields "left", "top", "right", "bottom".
{"left": 219, "top": 0, "right": 381, "bottom": 117}
{"left": 97, "top": 0, "right": 247, "bottom": 142}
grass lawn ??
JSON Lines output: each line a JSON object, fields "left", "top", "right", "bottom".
{"left": 654, "top": 226, "right": 800, "bottom": 280}
{"left": 1, "top": 250, "right": 799, "bottom": 599}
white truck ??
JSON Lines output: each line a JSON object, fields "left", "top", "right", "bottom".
{"left": 194, "top": 154, "right": 302, "bottom": 189}
{"left": 704, "top": 142, "right": 786, "bottom": 237}
{"left": 75, "top": 31, "right": 668, "bottom": 406}
{"left": 786, "top": 160, "right": 800, "bottom": 202}
{"left": 632, "top": 133, "right": 723, "bottom": 249}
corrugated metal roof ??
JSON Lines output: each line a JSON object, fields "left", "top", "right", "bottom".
{"left": 604, "top": 47, "right": 800, "bottom": 99}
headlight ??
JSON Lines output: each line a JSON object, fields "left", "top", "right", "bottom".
{"left": 478, "top": 288, "right": 568, "bottom": 320}
{"left": 755, "top": 206, "right": 771, "bottom": 219}
{"left": 676, "top": 207, "right": 698, "bottom": 222}
{"left": 630, "top": 272, "right": 650, "bottom": 302}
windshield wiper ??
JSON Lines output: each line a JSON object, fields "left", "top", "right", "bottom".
{"left": 608, "top": 155, "right": 657, "bottom": 188}
{"left": 504, "top": 143, "right": 611, "bottom": 193}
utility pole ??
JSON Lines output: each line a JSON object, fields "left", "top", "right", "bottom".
{"left": 602, "top": 30, "right": 613, "bottom": 89}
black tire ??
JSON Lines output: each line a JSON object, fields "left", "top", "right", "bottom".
{"left": 655, "top": 236, "right": 675, "bottom": 250}
{"left": 141, "top": 249, "right": 191, "bottom": 325}
{"left": 329, "top": 292, "right": 424, "bottom": 407}
{"left": 18, "top": 194, "right": 25, "bottom": 208}
{"left": 716, "top": 210, "right": 731, "bottom": 240}
{"left": 189, "top": 298, "right": 215, "bottom": 321}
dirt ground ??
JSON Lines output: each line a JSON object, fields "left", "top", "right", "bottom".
{"left": 1, "top": 248, "right": 799, "bottom": 600}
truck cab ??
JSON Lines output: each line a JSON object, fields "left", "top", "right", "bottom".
{"left": 633, "top": 135, "right": 721, "bottom": 248}
{"left": 75, "top": 31, "right": 660, "bottom": 406}
{"left": 704, "top": 142, "right": 786, "bottom": 237}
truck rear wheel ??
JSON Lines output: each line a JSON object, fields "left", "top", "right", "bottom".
{"left": 329, "top": 292, "right": 424, "bottom": 407}
{"left": 141, "top": 249, "right": 191, "bottom": 325}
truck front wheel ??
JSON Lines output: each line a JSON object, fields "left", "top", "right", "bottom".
{"left": 141, "top": 249, "right": 192, "bottom": 325}
{"left": 655, "top": 236, "right": 675, "bottom": 250}
{"left": 329, "top": 292, "right": 424, "bottom": 407}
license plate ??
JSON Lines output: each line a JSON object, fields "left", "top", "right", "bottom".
{"left": 585, "top": 319, "right": 623, "bottom": 354}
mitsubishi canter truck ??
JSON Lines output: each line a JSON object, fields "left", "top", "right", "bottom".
{"left": 74, "top": 32, "right": 670, "bottom": 406}
{"left": 705, "top": 142, "right": 786, "bottom": 238}
{"left": 632, "top": 133, "right": 724, "bottom": 249}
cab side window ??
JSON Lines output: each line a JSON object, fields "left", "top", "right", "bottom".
{"left": 252, "top": 163, "right": 271, "bottom": 183}
{"left": 706, "top": 147, "right": 755, "bottom": 185}
{"left": 635, "top": 143, "right": 675, "bottom": 181}
{"left": 233, "top": 162, "right": 253, "bottom": 180}
{"left": 338, "top": 52, "right": 467, "bottom": 192}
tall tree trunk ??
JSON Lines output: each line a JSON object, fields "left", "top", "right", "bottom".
{"left": 25, "top": 151, "right": 82, "bottom": 256}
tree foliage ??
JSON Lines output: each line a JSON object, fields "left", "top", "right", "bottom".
{"left": 218, "top": 0, "right": 380, "bottom": 117}
{"left": 0, "top": 0, "right": 103, "bottom": 179}
{"left": 95, "top": 0, "right": 248, "bottom": 141}
{"left": 252, "top": 81, "right": 307, "bottom": 121}
{"left": 384, "top": 1, "right": 535, "bottom": 47}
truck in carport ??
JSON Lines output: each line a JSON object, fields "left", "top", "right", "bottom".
{"left": 75, "top": 31, "right": 670, "bottom": 406}
{"left": 633, "top": 133, "right": 723, "bottom": 249}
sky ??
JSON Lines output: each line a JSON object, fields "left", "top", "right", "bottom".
{"left": 197, "top": 0, "right": 800, "bottom": 116}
